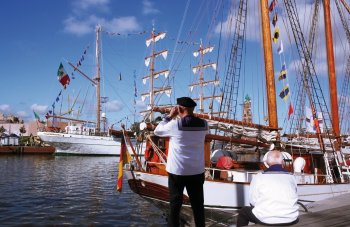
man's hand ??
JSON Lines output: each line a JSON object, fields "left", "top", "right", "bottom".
{"left": 168, "top": 106, "right": 179, "bottom": 119}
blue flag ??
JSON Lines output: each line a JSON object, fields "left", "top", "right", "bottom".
{"left": 279, "top": 84, "right": 290, "bottom": 101}
{"left": 278, "top": 64, "right": 287, "bottom": 80}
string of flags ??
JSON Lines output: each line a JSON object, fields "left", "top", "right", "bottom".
{"left": 49, "top": 62, "right": 72, "bottom": 120}
{"left": 44, "top": 89, "right": 63, "bottom": 119}
{"left": 269, "top": 0, "right": 277, "bottom": 12}
{"left": 269, "top": 0, "right": 294, "bottom": 120}
{"left": 75, "top": 45, "right": 90, "bottom": 71}
{"left": 278, "top": 64, "right": 287, "bottom": 80}
{"left": 134, "top": 79, "right": 137, "bottom": 98}
{"left": 272, "top": 13, "right": 278, "bottom": 27}
{"left": 277, "top": 40, "right": 283, "bottom": 55}
{"left": 272, "top": 27, "right": 280, "bottom": 43}
{"left": 279, "top": 84, "right": 290, "bottom": 101}
{"left": 105, "top": 30, "right": 147, "bottom": 37}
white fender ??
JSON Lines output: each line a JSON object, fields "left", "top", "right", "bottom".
{"left": 293, "top": 157, "right": 306, "bottom": 173}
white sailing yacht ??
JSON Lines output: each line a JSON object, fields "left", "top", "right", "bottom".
{"left": 38, "top": 25, "right": 122, "bottom": 155}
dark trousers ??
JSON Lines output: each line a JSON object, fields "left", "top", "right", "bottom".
{"left": 237, "top": 206, "right": 261, "bottom": 227}
{"left": 168, "top": 172, "right": 205, "bottom": 227}
{"left": 237, "top": 206, "right": 299, "bottom": 227}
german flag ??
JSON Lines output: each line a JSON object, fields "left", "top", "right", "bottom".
{"left": 116, "top": 135, "right": 132, "bottom": 192}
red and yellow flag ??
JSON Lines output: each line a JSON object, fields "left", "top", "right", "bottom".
{"left": 116, "top": 135, "right": 132, "bottom": 192}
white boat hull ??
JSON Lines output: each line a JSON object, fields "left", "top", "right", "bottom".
{"left": 125, "top": 169, "right": 350, "bottom": 210}
{"left": 37, "top": 131, "right": 121, "bottom": 155}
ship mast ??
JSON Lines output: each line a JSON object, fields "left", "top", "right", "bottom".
{"left": 95, "top": 25, "right": 102, "bottom": 133}
{"left": 189, "top": 40, "right": 221, "bottom": 114}
{"left": 260, "top": 0, "right": 278, "bottom": 129}
{"left": 141, "top": 26, "right": 171, "bottom": 121}
{"left": 323, "top": 0, "right": 341, "bottom": 147}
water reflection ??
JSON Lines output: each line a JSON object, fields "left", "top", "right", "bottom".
{"left": 0, "top": 155, "right": 167, "bottom": 226}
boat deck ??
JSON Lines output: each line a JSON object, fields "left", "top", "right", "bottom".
{"left": 252, "top": 193, "right": 350, "bottom": 227}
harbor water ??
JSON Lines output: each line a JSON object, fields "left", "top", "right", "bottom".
{"left": 0, "top": 154, "right": 167, "bottom": 226}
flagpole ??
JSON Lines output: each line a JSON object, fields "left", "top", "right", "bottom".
{"left": 67, "top": 62, "right": 97, "bottom": 85}
{"left": 121, "top": 124, "right": 144, "bottom": 171}
{"left": 260, "top": 0, "right": 278, "bottom": 130}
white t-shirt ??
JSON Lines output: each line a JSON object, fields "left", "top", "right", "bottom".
{"left": 154, "top": 116, "right": 208, "bottom": 175}
{"left": 249, "top": 169, "right": 299, "bottom": 224}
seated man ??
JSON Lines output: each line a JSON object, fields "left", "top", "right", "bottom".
{"left": 236, "top": 150, "right": 299, "bottom": 226}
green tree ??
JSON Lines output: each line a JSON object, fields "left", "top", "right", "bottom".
{"left": 19, "top": 125, "right": 26, "bottom": 135}
{"left": 18, "top": 125, "right": 27, "bottom": 145}
{"left": 13, "top": 116, "right": 19, "bottom": 123}
{"left": 0, "top": 126, "right": 6, "bottom": 134}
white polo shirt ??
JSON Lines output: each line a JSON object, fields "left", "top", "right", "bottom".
{"left": 154, "top": 116, "right": 208, "bottom": 175}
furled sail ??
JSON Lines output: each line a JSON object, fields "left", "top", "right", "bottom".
{"left": 142, "top": 69, "right": 170, "bottom": 84}
{"left": 141, "top": 87, "right": 172, "bottom": 101}
{"left": 145, "top": 32, "right": 166, "bottom": 47}
{"left": 193, "top": 46, "right": 214, "bottom": 57}
{"left": 144, "top": 50, "right": 168, "bottom": 66}
{"left": 189, "top": 79, "right": 220, "bottom": 92}
{"left": 192, "top": 63, "right": 217, "bottom": 74}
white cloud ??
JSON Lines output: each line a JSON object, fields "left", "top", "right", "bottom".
{"left": 63, "top": 15, "right": 141, "bottom": 36}
{"left": 104, "top": 16, "right": 142, "bottom": 34}
{"left": 17, "top": 111, "right": 28, "bottom": 118}
{"left": 214, "top": 1, "right": 349, "bottom": 80}
{"left": 214, "top": 1, "right": 263, "bottom": 42}
{"left": 0, "top": 104, "right": 11, "bottom": 113}
{"left": 63, "top": 17, "right": 94, "bottom": 36}
{"left": 31, "top": 104, "right": 48, "bottom": 114}
{"left": 105, "top": 100, "right": 123, "bottom": 112}
{"left": 135, "top": 100, "right": 147, "bottom": 109}
{"left": 142, "top": 0, "right": 160, "bottom": 15}
{"left": 73, "top": 0, "right": 110, "bottom": 13}
{"left": 64, "top": 0, "right": 142, "bottom": 36}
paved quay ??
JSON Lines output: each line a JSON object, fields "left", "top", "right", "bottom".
{"left": 199, "top": 193, "right": 350, "bottom": 226}
{"left": 253, "top": 193, "right": 350, "bottom": 227}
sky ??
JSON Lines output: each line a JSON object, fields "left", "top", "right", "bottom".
{"left": 0, "top": 0, "right": 349, "bottom": 131}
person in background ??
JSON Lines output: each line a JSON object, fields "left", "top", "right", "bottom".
{"left": 154, "top": 97, "right": 208, "bottom": 227}
{"left": 236, "top": 149, "right": 299, "bottom": 226}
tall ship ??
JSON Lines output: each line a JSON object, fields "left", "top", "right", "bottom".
{"left": 38, "top": 25, "right": 122, "bottom": 155}
{"left": 118, "top": 0, "right": 350, "bottom": 224}
{"left": 140, "top": 26, "right": 171, "bottom": 122}
{"left": 189, "top": 40, "right": 222, "bottom": 115}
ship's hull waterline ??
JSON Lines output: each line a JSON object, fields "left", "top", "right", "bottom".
{"left": 125, "top": 170, "right": 350, "bottom": 210}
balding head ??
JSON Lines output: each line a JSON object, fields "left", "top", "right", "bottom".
{"left": 266, "top": 150, "right": 283, "bottom": 166}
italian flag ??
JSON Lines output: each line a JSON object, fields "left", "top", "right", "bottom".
{"left": 57, "top": 63, "right": 70, "bottom": 89}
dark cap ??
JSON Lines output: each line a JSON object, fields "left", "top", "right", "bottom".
{"left": 176, "top": 97, "right": 197, "bottom": 108}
